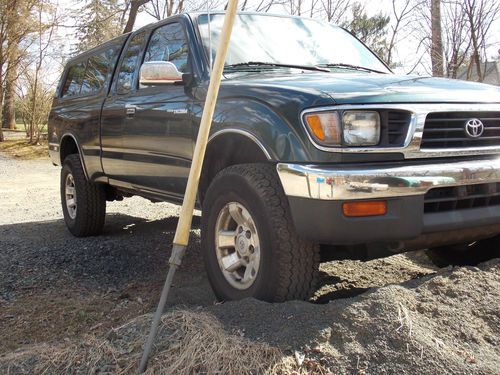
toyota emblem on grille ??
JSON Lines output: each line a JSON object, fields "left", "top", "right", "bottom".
{"left": 464, "top": 118, "right": 484, "bottom": 138}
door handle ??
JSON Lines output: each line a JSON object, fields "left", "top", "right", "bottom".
{"left": 125, "top": 105, "right": 137, "bottom": 117}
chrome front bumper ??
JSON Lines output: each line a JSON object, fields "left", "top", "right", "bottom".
{"left": 276, "top": 157, "right": 500, "bottom": 201}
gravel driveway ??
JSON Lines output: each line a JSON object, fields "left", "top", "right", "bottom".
{"left": 0, "top": 153, "right": 499, "bottom": 374}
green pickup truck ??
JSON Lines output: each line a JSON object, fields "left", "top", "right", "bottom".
{"left": 48, "top": 12, "right": 500, "bottom": 302}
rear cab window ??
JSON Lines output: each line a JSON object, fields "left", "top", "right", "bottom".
{"left": 60, "top": 62, "right": 86, "bottom": 98}
{"left": 59, "top": 39, "right": 125, "bottom": 99}
{"left": 80, "top": 48, "right": 118, "bottom": 95}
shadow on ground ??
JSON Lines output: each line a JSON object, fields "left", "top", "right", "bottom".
{"left": 0, "top": 214, "right": 205, "bottom": 300}
{"left": 1, "top": 212, "right": 499, "bottom": 375}
{"left": 0, "top": 213, "right": 381, "bottom": 306}
{"left": 0, "top": 212, "right": 435, "bottom": 354}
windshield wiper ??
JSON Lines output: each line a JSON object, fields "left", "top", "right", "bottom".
{"left": 317, "top": 63, "right": 388, "bottom": 74}
{"left": 225, "top": 61, "right": 330, "bottom": 73}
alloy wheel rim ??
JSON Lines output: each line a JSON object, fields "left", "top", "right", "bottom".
{"left": 65, "top": 173, "right": 77, "bottom": 219}
{"left": 214, "top": 202, "right": 261, "bottom": 290}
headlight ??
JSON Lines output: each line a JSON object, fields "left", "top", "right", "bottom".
{"left": 303, "top": 110, "right": 380, "bottom": 147}
{"left": 342, "top": 111, "right": 380, "bottom": 146}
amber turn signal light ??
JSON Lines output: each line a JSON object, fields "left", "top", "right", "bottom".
{"left": 303, "top": 112, "right": 341, "bottom": 145}
{"left": 342, "top": 200, "right": 387, "bottom": 217}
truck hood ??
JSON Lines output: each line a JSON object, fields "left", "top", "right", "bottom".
{"left": 222, "top": 71, "right": 500, "bottom": 105}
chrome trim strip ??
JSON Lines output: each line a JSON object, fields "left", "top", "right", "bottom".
{"left": 208, "top": 129, "right": 273, "bottom": 160}
{"left": 276, "top": 157, "right": 500, "bottom": 200}
{"left": 300, "top": 103, "right": 500, "bottom": 158}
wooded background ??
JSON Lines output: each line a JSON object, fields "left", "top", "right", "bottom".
{"left": 0, "top": 0, "right": 498, "bottom": 143}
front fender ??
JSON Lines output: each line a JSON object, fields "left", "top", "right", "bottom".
{"left": 195, "top": 97, "right": 313, "bottom": 162}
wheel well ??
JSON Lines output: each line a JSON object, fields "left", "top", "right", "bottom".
{"left": 60, "top": 136, "right": 79, "bottom": 163}
{"left": 199, "top": 133, "right": 270, "bottom": 205}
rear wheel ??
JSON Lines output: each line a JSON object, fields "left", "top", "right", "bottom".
{"left": 426, "top": 235, "right": 500, "bottom": 267}
{"left": 201, "top": 164, "right": 319, "bottom": 302}
{"left": 60, "top": 154, "right": 106, "bottom": 237}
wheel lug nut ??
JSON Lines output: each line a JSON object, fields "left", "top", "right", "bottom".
{"left": 238, "top": 226, "right": 243, "bottom": 233}
{"left": 245, "top": 230, "right": 251, "bottom": 239}
{"left": 249, "top": 245, "right": 254, "bottom": 253}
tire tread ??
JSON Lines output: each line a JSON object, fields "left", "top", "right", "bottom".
{"left": 206, "top": 163, "right": 319, "bottom": 301}
{"left": 61, "top": 154, "right": 106, "bottom": 237}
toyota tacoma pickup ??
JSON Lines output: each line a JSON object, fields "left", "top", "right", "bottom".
{"left": 48, "top": 12, "right": 500, "bottom": 302}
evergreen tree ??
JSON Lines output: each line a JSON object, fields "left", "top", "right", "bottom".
{"left": 75, "top": 0, "right": 123, "bottom": 53}
{"left": 343, "top": 2, "right": 390, "bottom": 61}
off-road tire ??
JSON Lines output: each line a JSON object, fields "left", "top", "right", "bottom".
{"left": 61, "top": 154, "right": 106, "bottom": 237}
{"left": 426, "top": 235, "right": 500, "bottom": 267}
{"left": 201, "top": 163, "right": 319, "bottom": 302}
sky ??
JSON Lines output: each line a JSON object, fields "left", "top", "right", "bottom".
{"left": 46, "top": 0, "right": 500, "bottom": 84}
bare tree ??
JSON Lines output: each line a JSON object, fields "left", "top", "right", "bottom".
{"left": 2, "top": 51, "right": 17, "bottom": 129}
{"left": 321, "top": 0, "right": 351, "bottom": 23}
{"left": 253, "top": 0, "right": 280, "bottom": 12}
{"left": 463, "top": 0, "right": 500, "bottom": 81}
{"left": 123, "top": 0, "right": 151, "bottom": 33}
{"left": 17, "top": 0, "right": 57, "bottom": 144}
{"left": 0, "top": 1, "right": 8, "bottom": 129}
{"left": 287, "top": 0, "right": 304, "bottom": 15}
{"left": 2, "top": 0, "right": 39, "bottom": 130}
{"left": 144, "top": 0, "right": 185, "bottom": 20}
{"left": 0, "top": 0, "right": 41, "bottom": 141}
{"left": 385, "top": 0, "right": 422, "bottom": 67}
{"left": 442, "top": 0, "right": 470, "bottom": 78}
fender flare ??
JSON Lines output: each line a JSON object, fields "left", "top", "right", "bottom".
{"left": 60, "top": 133, "right": 89, "bottom": 180}
{"left": 207, "top": 128, "right": 273, "bottom": 160}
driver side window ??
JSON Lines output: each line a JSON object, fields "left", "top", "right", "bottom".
{"left": 116, "top": 31, "right": 146, "bottom": 94}
{"left": 144, "top": 22, "right": 190, "bottom": 74}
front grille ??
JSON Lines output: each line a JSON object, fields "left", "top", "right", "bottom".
{"left": 387, "top": 110, "right": 411, "bottom": 145}
{"left": 424, "top": 182, "right": 500, "bottom": 213}
{"left": 421, "top": 111, "right": 500, "bottom": 149}
{"left": 379, "top": 110, "right": 411, "bottom": 147}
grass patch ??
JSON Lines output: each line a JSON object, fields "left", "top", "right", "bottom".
{"left": 0, "top": 139, "right": 49, "bottom": 159}
{"left": 0, "top": 310, "right": 312, "bottom": 374}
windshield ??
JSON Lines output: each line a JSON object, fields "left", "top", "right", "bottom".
{"left": 197, "top": 14, "right": 390, "bottom": 74}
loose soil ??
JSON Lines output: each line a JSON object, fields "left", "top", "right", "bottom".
{"left": 0, "top": 151, "right": 498, "bottom": 374}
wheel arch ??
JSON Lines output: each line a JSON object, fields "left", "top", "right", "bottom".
{"left": 199, "top": 130, "right": 273, "bottom": 205}
{"left": 59, "top": 133, "right": 89, "bottom": 180}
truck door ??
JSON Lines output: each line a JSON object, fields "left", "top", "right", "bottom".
{"left": 101, "top": 22, "right": 194, "bottom": 202}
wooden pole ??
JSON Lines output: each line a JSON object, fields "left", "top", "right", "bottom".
{"left": 138, "top": 2, "right": 239, "bottom": 372}
{"left": 173, "top": 3, "right": 238, "bottom": 247}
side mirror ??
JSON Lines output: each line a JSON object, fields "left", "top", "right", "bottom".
{"left": 139, "top": 61, "right": 183, "bottom": 85}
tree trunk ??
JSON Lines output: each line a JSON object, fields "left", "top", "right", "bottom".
{"left": 2, "top": 60, "right": 17, "bottom": 129}
{"left": 123, "top": 0, "right": 150, "bottom": 33}
{"left": 450, "top": 51, "right": 458, "bottom": 78}
{"left": 0, "top": 44, "right": 4, "bottom": 127}
{"left": 430, "top": 0, "right": 444, "bottom": 77}
{"left": 0, "top": 78, "right": 4, "bottom": 138}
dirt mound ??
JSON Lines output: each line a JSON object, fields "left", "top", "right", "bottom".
{"left": 1, "top": 260, "right": 498, "bottom": 375}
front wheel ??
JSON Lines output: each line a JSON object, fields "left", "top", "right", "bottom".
{"left": 201, "top": 164, "right": 319, "bottom": 302}
{"left": 61, "top": 154, "right": 106, "bottom": 237}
